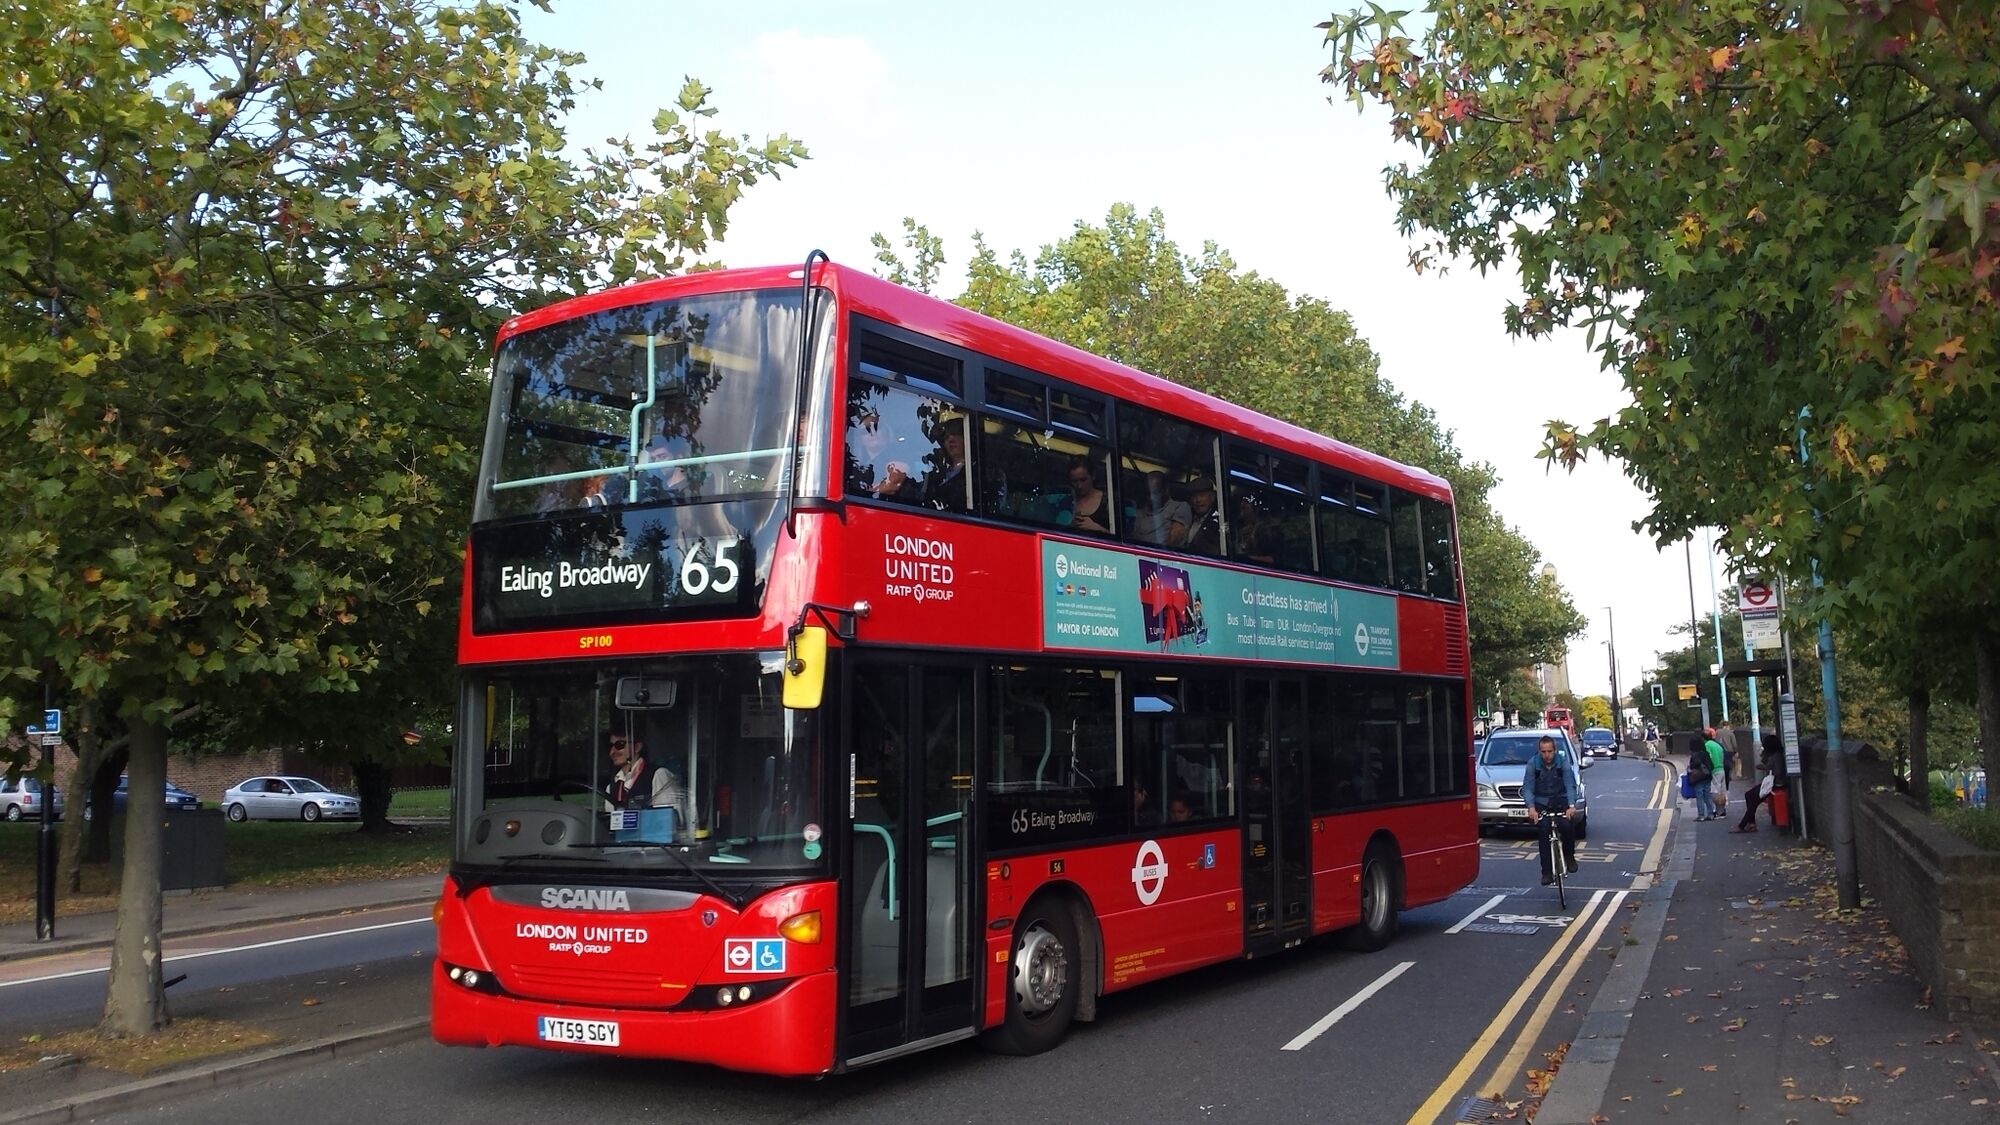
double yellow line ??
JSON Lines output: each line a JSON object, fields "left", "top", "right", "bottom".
{"left": 1405, "top": 888, "right": 1632, "bottom": 1123}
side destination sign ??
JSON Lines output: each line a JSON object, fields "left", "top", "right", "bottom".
{"left": 1040, "top": 540, "right": 1398, "bottom": 669}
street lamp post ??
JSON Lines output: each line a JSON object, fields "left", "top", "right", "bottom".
{"left": 1604, "top": 607, "right": 1622, "bottom": 739}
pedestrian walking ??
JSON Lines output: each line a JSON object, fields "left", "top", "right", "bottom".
{"left": 1687, "top": 740, "right": 1716, "bottom": 819}
{"left": 1704, "top": 727, "right": 1730, "bottom": 818}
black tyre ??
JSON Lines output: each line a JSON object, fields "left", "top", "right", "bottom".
{"left": 301, "top": 802, "right": 322, "bottom": 823}
{"left": 227, "top": 802, "right": 248, "bottom": 822}
{"left": 985, "top": 898, "right": 1081, "bottom": 1056}
{"left": 1339, "top": 847, "right": 1399, "bottom": 952}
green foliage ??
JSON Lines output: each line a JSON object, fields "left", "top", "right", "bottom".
{"left": 0, "top": 0, "right": 806, "bottom": 763}
{"left": 1578, "top": 695, "right": 1613, "bottom": 730}
{"left": 1934, "top": 805, "right": 2000, "bottom": 852}
{"left": 939, "top": 204, "right": 1584, "bottom": 688}
{"left": 1324, "top": 0, "right": 2000, "bottom": 780}
{"left": 871, "top": 218, "right": 946, "bottom": 293}
{"left": 0, "top": 0, "right": 804, "bottom": 1032}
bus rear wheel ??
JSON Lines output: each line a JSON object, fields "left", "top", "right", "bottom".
{"left": 1339, "top": 847, "right": 1399, "bottom": 953}
{"left": 986, "top": 899, "right": 1080, "bottom": 1056}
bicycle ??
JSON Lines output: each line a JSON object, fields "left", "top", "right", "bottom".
{"left": 1537, "top": 811, "right": 1571, "bottom": 909}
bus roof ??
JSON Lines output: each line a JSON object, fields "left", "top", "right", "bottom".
{"left": 496, "top": 261, "right": 1455, "bottom": 504}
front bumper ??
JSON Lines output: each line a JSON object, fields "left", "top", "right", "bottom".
{"left": 431, "top": 961, "right": 839, "bottom": 1075}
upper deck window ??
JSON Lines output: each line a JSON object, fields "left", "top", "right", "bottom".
{"left": 476, "top": 289, "right": 810, "bottom": 522}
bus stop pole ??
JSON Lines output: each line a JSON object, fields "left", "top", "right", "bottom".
{"left": 35, "top": 683, "right": 56, "bottom": 942}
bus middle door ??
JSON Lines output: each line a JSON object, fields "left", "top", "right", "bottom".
{"left": 1241, "top": 674, "right": 1311, "bottom": 957}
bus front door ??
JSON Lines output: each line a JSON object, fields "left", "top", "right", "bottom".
{"left": 842, "top": 662, "right": 978, "bottom": 1065}
{"left": 1241, "top": 675, "right": 1312, "bottom": 957}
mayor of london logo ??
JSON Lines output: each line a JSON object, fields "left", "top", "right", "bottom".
{"left": 1130, "top": 839, "right": 1168, "bottom": 905}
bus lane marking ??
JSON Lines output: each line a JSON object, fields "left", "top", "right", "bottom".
{"left": 1477, "top": 890, "right": 1631, "bottom": 1097}
{"left": 1401, "top": 890, "right": 1612, "bottom": 1125}
{"left": 1445, "top": 894, "right": 1507, "bottom": 934}
{"left": 1280, "top": 960, "right": 1415, "bottom": 1052}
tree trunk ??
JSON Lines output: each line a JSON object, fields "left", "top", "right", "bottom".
{"left": 352, "top": 759, "right": 395, "bottom": 833}
{"left": 100, "top": 717, "right": 168, "bottom": 1038}
{"left": 59, "top": 718, "right": 107, "bottom": 894}
{"left": 1907, "top": 685, "right": 1930, "bottom": 811}
{"left": 1979, "top": 629, "right": 2000, "bottom": 793}
{"left": 83, "top": 748, "right": 127, "bottom": 863}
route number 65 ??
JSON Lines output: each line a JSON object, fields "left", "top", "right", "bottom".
{"left": 680, "top": 537, "right": 741, "bottom": 596}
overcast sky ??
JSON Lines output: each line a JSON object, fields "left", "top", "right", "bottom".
{"left": 519, "top": 0, "right": 1751, "bottom": 713}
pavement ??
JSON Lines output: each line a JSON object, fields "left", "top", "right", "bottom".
{"left": 1534, "top": 798, "right": 2000, "bottom": 1123}
{"left": 2, "top": 807, "right": 1997, "bottom": 1124}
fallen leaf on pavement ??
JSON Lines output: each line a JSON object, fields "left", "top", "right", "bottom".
{"left": 1667, "top": 1087, "right": 1683, "bottom": 1097}
{"left": 301, "top": 998, "right": 322, "bottom": 1007}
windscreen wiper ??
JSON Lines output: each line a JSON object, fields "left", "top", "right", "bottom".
{"left": 578, "top": 841, "right": 745, "bottom": 909}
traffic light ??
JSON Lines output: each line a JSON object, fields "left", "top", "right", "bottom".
{"left": 1650, "top": 683, "right": 1664, "bottom": 707}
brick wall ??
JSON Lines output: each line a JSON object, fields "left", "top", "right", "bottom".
{"left": 1854, "top": 788, "right": 2000, "bottom": 1030}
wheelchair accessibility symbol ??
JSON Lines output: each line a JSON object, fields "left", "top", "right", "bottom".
{"left": 724, "top": 937, "right": 786, "bottom": 974}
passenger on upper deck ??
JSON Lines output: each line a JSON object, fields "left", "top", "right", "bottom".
{"left": 1064, "top": 459, "right": 1112, "bottom": 535}
{"left": 1130, "top": 470, "right": 1190, "bottom": 548}
{"left": 1182, "top": 477, "right": 1222, "bottom": 555}
{"left": 1231, "top": 494, "right": 1276, "bottom": 567}
{"left": 923, "top": 420, "right": 969, "bottom": 512}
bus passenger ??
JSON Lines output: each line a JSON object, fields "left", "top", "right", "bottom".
{"left": 1130, "top": 471, "right": 1190, "bottom": 547}
{"left": 924, "top": 421, "right": 969, "bottom": 512}
{"left": 1231, "top": 495, "right": 1276, "bottom": 566}
{"left": 1168, "top": 792, "right": 1197, "bottom": 823}
{"left": 1065, "top": 459, "right": 1112, "bottom": 534}
{"left": 1182, "top": 478, "right": 1222, "bottom": 554}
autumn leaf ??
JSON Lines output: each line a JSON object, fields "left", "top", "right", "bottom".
{"left": 1934, "top": 336, "right": 1966, "bottom": 359}
{"left": 1709, "top": 45, "right": 1735, "bottom": 70}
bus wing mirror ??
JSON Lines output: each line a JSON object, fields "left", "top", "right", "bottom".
{"left": 783, "top": 625, "right": 829, "bottom": 710}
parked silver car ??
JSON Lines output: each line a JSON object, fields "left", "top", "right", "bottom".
{"left": 1, "top": 776, "right": 63, "bottom": 821}
{"left": 223, "top": 776, "right": 360, "bottom": 822}
{"left": 1475, "top": 727, "right": 1589, "bottom": 837}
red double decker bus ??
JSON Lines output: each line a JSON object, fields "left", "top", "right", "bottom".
{"left": 431, "top": 258, "right": 1477, "bottom": 1074}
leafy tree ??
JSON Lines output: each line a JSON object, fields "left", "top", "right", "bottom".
{"left": 1324, "top": 0, "right": 2000, "bottom": 785}
{"left": 0, "top": 0, "right": 803, "bottom": 1038}
{"left": 871, "top": 218, "right": 946, "bottom": 294}
{"left": 898, "top": 204, "right": 1586, "bottom": 689}
{"left": 1578, "top": 695, "right": 1613, "bottom": 731}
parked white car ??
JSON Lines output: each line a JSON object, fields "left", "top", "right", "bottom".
{"left": 223, "top": 776, "right": 360, "bottom": 822}
{"left": 1, "top": 776, "right": 63, "bottom": 821}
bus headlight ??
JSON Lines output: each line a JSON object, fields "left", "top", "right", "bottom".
{"left": 778, "top": 910, "right": 822, "bottom": 944}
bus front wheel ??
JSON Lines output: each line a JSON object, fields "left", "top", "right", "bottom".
{"left": 987, "top": 899, "right": 1080, "bottom": 1056}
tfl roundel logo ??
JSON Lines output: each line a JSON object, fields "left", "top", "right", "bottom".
{"left": 1130, "top": 840, "right": 1167, "bottom": 906}
{"left": 1353, "top": 623, "right": 1371, "bottom": 657}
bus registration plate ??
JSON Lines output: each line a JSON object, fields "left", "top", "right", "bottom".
{"left": 539, "top": 1016, "right": 620, "bottom": 1047}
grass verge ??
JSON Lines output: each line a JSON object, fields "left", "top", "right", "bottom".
{"left": 0, "top": 1018, "right": 280, "bottom": 1076}
{"left": 0, "top": 821, "right": 448, "bottom": 925}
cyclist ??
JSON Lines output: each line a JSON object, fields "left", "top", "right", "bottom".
{"left": 1524, "top": 735, "right": 1581, "bottom": 886}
